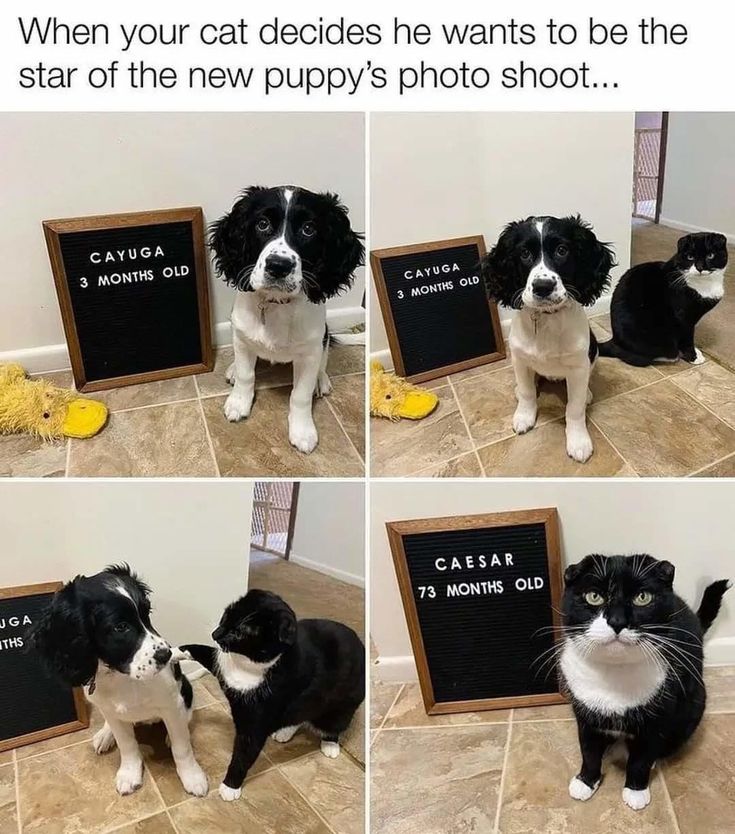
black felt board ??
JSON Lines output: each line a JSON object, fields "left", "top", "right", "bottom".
{"left": 0, "top": 591, "right": 82, "bottom": 747}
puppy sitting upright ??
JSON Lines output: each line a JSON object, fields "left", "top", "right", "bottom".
{"left": 482, "top": 216, "right": 614, "bottom": 463}
{"left": 182, "top": 589, "right": 365, "bottom": 802}
{"left": 210, "top": 186, "right": 364, "bottom": 453}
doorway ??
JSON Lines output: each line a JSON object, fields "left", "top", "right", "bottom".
{"left": 250, "top": 481, "right": 300, "bottom": 559}
{"left": 632, "top": 112, "right": 669, "bottom": 222}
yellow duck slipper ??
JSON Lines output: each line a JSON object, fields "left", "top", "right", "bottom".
{"left": 0, "top": 363, "right": 108, "bottom": 440}
{"left": 370, "top": 360, "right": 439, "bottom": 421}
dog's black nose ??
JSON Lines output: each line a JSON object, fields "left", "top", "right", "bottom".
{"left": 532, "top": 277, "right": 556, "bottom": 298}
{"left": 154, "top": 646, "right": 172, "bottom": 665}
{"left": 265, "top": 254, "right": 295, "bottom": 279}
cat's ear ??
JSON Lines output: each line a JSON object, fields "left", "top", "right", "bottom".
{"left": 277, "top": 610, "right": 297, "bottom": 646}
{"left": 656, "top": 560, "right": 675, "bottom": 586}
{"left": 676, "top": 235, "right": 690, "bottom": 253}
{"left": 714, "top": 233, "right": 728, "bottom": 249}
{"left": 564, "top": 559, "right": 584, "bottom": 585}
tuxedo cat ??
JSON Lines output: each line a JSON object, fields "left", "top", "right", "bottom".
{"left": 560, "top": 554, "right": 729, "bottom": 811}
{"left": 599, "top": 232, "right": 729, "bottom": 366}
{"left": 182, "top": 589, "right": 364, "bottom": 801}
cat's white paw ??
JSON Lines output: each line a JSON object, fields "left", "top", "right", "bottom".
{"left": 92, "top": 724, "right": 116, "bottom": 755}
{"left": 691, "top": 348, "right": 706, "bottom": 365}
{"left": 569, "top": 776, "right": 599, "bottom": 801}
{"left": 219, "top": 783, "right": 242, "bottom": 802}
{"left": 272, "top": 725, "right": 299, "bottom": 743}
{"left": 512, "top": 404, "right": 537, "bottom": 434}
{"left": 566, "top": 427, "right": 593, "bottom": 463}
{"left": 320, "top": 740, "right": 340, "bottom": 759}
{"left": 622, "top": 787, "right": 651, "bottom": 810}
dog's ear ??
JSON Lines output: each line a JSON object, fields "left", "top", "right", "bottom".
{"left": 209, "top": 187, "right": 266, "bottom": 290}
{"left": 277, "top": 608, "right": 297, "bottom": 646}
{"left": 567, "top": 215, "right": 615, "bottom": 305}
{"left": 105, "top": 563, "right": 151, "bottom": 598}
{"left": 307, "top": 192, "right": 364, "bottom": 304}
{"left": 481, "top": 221, "right": 525, "bottom": 308}
{"left": 27, "top": 578, "right": 97, "bottom": 687}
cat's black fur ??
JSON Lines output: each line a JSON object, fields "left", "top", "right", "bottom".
{"left": 598, "top": 232, "right": 728, "bottom": 366}
{"left": 560, "top": 554, "right": 729, "bottom": 807}
{"left": 182, "top": 589, "right": 364, "bottom": 794}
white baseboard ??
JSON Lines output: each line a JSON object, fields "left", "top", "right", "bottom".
{"left": 372, "top": 655, "right": 418, "bottom": 683}
{"left": 705, "top": 637, "right": 735, "bottom": 666}
{"left": 0, "top": 306, "right": 365, "bottom": 376}
{"left": 658, "top": 217, "right": 735, "bottom": 246}
{"left": 289, "top": 553, "right": 365, "bottom": 589}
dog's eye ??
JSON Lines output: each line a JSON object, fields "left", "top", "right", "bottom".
{"left": 301, "top": 221, "right": 317, "bottom": 238}
{"left": 114, "top": 622, "right": 130, "bottom": 634}
{"left": 520, "top": 248, "right": 533, "bottom": 264}
{"left": 256, "top": 218, "right": 272, "bottom": 233}
{"left": 633, "top": 591, "right": 653, "bottom": 607}
{"left": 555, "top": 244, "right": 569, "bottom": 258}
{"left": 584, "top": 591, "right": 605, "bottom": 606}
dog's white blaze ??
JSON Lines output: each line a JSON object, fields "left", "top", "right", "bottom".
{"left": 525, "top": 218, "right": 563, "bottom": 301}
{"left": 114, "top": 583, "right": 170, "bottom": 680}
{"left": 684, "top": 267, "right": 725, "bottom": 300}
{"left": 249, "top": 186, "right": 302, "bottom": 293}
{"left": 215, "top": 649, "right": 280, "bottom": 693}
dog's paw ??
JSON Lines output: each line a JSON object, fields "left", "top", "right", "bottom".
{"left": 224, "top": 392, "right": 252, "bottom": 422}
{"left": 316, "top": 372, "right": 333, "bottom": 398}
{"left": 219, "top": 783, "right": 242, "bottom": 802}
{"left": 179, "top": 763, "right": 209, "bottom": 797}
{"left": 512, "top": 406, "right": 537, "bottom": 434}
{"left": 272, "top": 726, "right": 299, "bottom": 743}
{"left": 225, "top": 361, "right": 236, "bottom": 385}
{"left": 586, "top": 388, "right": 594, "bottom": 405}
{"left": 622, "top": 787, "right": 651, "bottom": 811}
{"left": 92, "top": 725, "right": 116, "bottom": 755}
{"left": 566, "top": 429, "right": 593, "bottom": 463}
{"left": 289, "top": 419, "right": 318, "bottom": 454}
{"left": 320, "top": 740, "right": 341, "bottom": 759}
{"left": 569, "top": 776, "right": 599, "bottom": 801}
{"left": 116, "top": 762, "right": 144, "bottom": 795}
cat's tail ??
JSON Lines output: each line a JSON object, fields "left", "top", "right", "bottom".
{"left": 597, "top": 339, "right": 652, "bottom": 368}
{"left": 180, "top": 643, "right": 218, "bottom": 673}
{"left": 697, "top": 580, "right": 732, "bottom": 633}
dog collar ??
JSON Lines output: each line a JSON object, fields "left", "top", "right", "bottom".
{"left": 257, "top": 296, "right": 294, "bottom": 323}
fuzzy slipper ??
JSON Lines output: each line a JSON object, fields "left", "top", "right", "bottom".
{"left": 370, "top": 360, "right": 439, "bottom": 420}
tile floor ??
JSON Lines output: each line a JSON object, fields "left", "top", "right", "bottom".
{"left": 370, "top": 666, "right": 735, "bottom": 834}
{"left": 371, "top": 223, "right": 735, "bottom": 477}
{"left": 0, "top": 346, "right": 364, "bottom": 478}
{"left": 1, "top": 558, "right": 365, "bottom": 834}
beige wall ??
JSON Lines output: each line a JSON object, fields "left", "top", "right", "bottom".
{"left": 661, "top": 112, "right": 735, "bottom": 239}
{"left": 371, "top": 480, "right": 735, "bottom": 680}
{"left": 0, "top": 480, "right": 253, "bottom": 647}
{"left": 370, "top": 112, "right": 636, "bottom": 353}
{"left": 0, "top": 112, "right": 365, "bottom": 359}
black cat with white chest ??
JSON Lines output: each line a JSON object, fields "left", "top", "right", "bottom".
{"left": 599, "top": 232, "right": 728, "bottom": 366}
{"left": 560, "top": 554, "right": 729, "bottom": 811}
{"left": 182, "top": 589, "right": 364, "bottom": 802}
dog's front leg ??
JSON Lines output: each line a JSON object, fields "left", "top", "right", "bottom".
{"left": 512, "top": 357, "right": 538, "bottom": 434}
{"left": 105, "top": 714, "right": 144, "bottom": 795}
{"left": 289, "top": 349, "right": 322, "bottom": 453}
{"left": 565, "top": 367, "right": 594, "bottom": 463}
{"left": 162, "top": 706, "right": 208, "bottom": 797}
{"left": 224, "top": 335, "right": 258, "bottom": 422}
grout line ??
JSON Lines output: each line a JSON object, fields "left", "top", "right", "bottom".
{"left": 586, "top": 415, "right": 637, "bottom": 474}
{"left": 492, "top": 709, "right": 514, "bottom": 834}
{"left": 278, "top": 759, "right": 340, "bottom": 834}
{"left": 658, "top": 768, "right": 683, "bottom": 834}
{"left": 13, "top": 733, "right": 93, "bottom": 763}
{"left": 376, "top": 716, "right": 574, "bottom": 731}
{"left": 107, "top": 396, "right": 199, "bottom": 416}
{"left": 445, "top": 377, "right": 486, "bottom": 477}
{"left": 688, "top": 449, "right": 735, "bottom": 477}
{"left": 671, "top": 374, "right": 735, "bottom": 432}
{"left": 13, "top": 750, "right": 21, "bottom": 834}
{"left": 193, "top": 377, "right": 221, "bottom": 477}
{"left": 323, "top": 395, "right": 365, "bottom": 468}
{"left": 376, "top": 684, "right": 405, "bottom": 733}
{"left": 143, "top": 760, "right": 181, "bottom": 834}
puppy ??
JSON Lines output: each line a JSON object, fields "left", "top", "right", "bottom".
{"left": 182, "top": 589, "right": 365, "bottom": 802}
{"left": 28, "top": 564, "right": 208, "bottom": 798}
{"left": 482, "top": 216, "right": 614, "bottom": 462}
{"left": 209, "top": 186, "right": 364, "bottom": 453}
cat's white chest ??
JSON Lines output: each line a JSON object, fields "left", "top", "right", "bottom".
{"left": 685, "top": 268, "right": 725, "bottom": 300}
{"left": 560, "top": 640, "right": 666, "bottom": 715}
{"left": 215, "top": 650, "right": 279, "bottom": 693}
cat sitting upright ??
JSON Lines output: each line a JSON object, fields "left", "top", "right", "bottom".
{"left": 560, "top": 554, "right": 729, "bottom": 810}
{"left": 599, "top": 232, "right": 728, "bottom": 366}
{"left": 182, "top": 589, "right": 364, "bottom": 802}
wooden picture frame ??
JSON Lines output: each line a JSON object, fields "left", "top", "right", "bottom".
{"left": 43, "top": 207, "right": 214, "bottom": 392}
{"left": 386, "top": 508, "right": 565, "bottom": 714}
{"left": 371, "top": 236, "right": 506, "bottom": 383}
{"left": 0, "top": 582, "right": 89, "bottom": 752}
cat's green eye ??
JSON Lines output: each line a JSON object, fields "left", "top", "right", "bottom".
{"left": 633, "top": 591, "right": 653, "bottom": 606}
{"left": 584, "top": 591, "right": 605, "bottom": 606}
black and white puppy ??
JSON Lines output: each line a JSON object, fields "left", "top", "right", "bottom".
{"left": 28, "top": 565, "right": 207, "bottom": 798}
{"left": 482, "top": 216, "right": 614, "bottom": 462}
{"left": 182, "top": 589, "right": 365, "bottom": 802}
{"left": 210, "top": 186, "right": 364, "bottom": 453}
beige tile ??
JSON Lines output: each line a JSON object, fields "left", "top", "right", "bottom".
{"left": 513, "top": 701, "right": 574, "bottom": 722}
{"left": 0, "top": 753, "right": 11, "bottom": 767}
{"left": 384, "top": 684, "right": 510, "bottom": 729}
{"left": 30, "top": 370, "right": 75, "bottom": 388}
{"left": 370, "top": 386, "right": 473, "bottom": 477}
{"left": 590, "top": 357, "right": 664, "bottom": 402}
{"left": 16, "top": 706, "right": 103, "bottom": 761}
{"left": 342, "top": 702, "right": 366, "bottom": 766}
{"left": 18, "top": 741, "right": 163, "bottom": 834}
{"left": 371, "top": 725, "right": 507, "bottom": 834}
{"left": 327, "top": 345, "right": 365, "bottom": 377}
{"left": 590, "top": 380, "right": 735, "bottom": 477}
{"left": 590, "top": 313, "right": 612, "bottom": 337}
{"left": 672, "top": 361, "right": 735, "bottom": 428}
{"left": 169, "top": 769, "right": 330, "bottom": 834}
{"left": 191, "top": 679, "right": 216, "bottom": 710}
{"left": 326, "top": 374, "right": 365, "bottom": 459}
{"left": 478, "top": 420, "right": 628, "bottom": 477}
{"left": 499, "top": 721, "right": 677, "bottom": 833}
{"left": 693, "top": 453, "right": 735, "bottom": 477}
{"left": 665, "top": 714, "right": 735, "bottom": 834}
{"left": 447, "top": 355, "right": 512, "bottom": 384}
{"left": 113, "top": 813, "right": 177, "bottom": 834}
{"left": 68, "top": 401, "right": 216, "bottom": 477}
{"left": 0, "top": 434, "right": 67, "bottom": 477}
{"left": 0, "top": 765, "right": 17, "bottom": 834}
{"left": 263, "top": 728, "right": 321, "bottom": 766}
{"left": 371, "top": 682, "right": 403, "bottom": 728}
{"left": 281, "top": 751, "right": 364, "bottom": 834}
{"left": 202, "top": 390, "right": 363, "bottom": 477}
{"left": 705, "top": 666, "right": 735, "bottom": 713}
{"left": 196, "top": 346, "right": 235, "bottom": 398}
{"left": 413, "top": 452, "right": 483, "bottom": 477}
{"left": 94, "top": 376, "right": 197, "bottom": 412}
{"left": 199, "top": 673, "right": 228, "bottom": 705}
{"left": 142, "top": 704, "right": 270, "bottom": 806}
{"left": 454, "top": 367, "right": 566, "bottom": 447}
